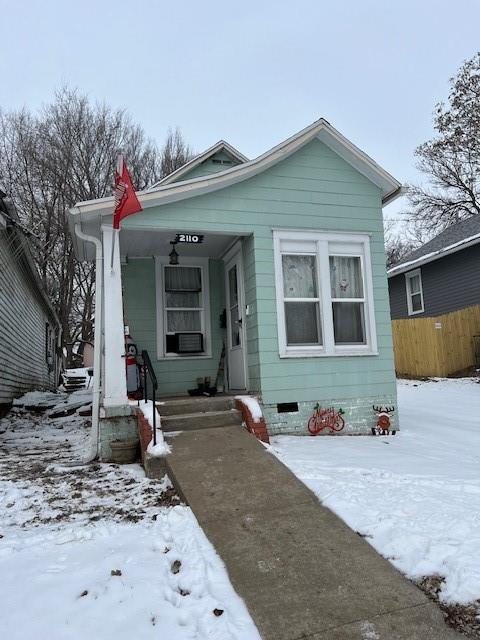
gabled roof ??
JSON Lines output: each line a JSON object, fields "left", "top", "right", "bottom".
{"left": 388, "top": 216, "right": 480, "bottom": 277}
{"left": 71, "top": 118, "right": 402, "bottom": 221}
{"left": 150, "top": 140, "right": 248, "bottom": 188}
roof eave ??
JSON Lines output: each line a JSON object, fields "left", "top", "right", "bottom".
{"left": 387, "top": 233, "right": 480, "bottom": 277}
{"left": 71, "top": 118, "right": 402, "bottom": 234}
{"left": 382, "top": 185, "right": 405, "bottom": 206}
{"left": 2, "top": 197, "right": 60, "bottom": 326}
{"left": 151, "top": 140, "right": 249, "bottom": 188}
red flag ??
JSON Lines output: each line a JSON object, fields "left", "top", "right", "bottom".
{"left": 113, "top": 155, "right": 142, "bottom": 230}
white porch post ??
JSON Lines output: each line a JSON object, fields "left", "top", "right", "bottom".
{"left": 102, "top": 225, "right": 128, "bottom": 407}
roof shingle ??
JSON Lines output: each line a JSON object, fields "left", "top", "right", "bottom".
{"left": 391, "top": 216, "right": 480, "bottom": 270}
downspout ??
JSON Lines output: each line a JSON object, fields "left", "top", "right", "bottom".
{"left": 74, "top": 221, "right": 103, "bottom": 461}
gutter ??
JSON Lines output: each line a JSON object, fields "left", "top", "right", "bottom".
{"left": 74, "top": 221, "right": 103, "bottom": 462}
{"left": 382, "top": 185, "right": 405, "bottom": 207}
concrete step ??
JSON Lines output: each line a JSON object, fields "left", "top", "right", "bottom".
{"left": 161, "top": 409, "right": 243, "bottom": 432}
{"left": 158, "top": 395, "right": 236, "bottom": 417}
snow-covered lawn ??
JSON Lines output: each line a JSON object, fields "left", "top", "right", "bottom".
{"left": 0, "top": 402, "right": 259, "bottom": 640}
{"left": 270, "top": 378, "right": 480, "bottom": 606}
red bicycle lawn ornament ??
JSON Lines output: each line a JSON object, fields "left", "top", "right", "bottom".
{"left": 308, "top": 404, "right": 345, "bottom": 435}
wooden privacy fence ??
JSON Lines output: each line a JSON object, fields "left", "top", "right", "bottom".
{"left": 392, "top": 304, "right": 480, "bottom": 378}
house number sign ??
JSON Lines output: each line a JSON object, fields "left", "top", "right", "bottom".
{"left": 175, "top": 233, "right": 204, "bottom": 244}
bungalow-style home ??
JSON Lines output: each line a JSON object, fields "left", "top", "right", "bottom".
{"left": 388, "top": 216, "right": 480, "bottom": 377}
{"left": 69, "top": 118, "right": 402, "bottom": 456}
{"left": 0, "top": 190, "right": 60, "bottom": 411}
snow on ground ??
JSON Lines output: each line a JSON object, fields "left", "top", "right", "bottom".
{"left": 0, "top": 402, "right": 260, "bottom": 640}
{"left": 270, "top": 378, "right": 480, "bottom": 606}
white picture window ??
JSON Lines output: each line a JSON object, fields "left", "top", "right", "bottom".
{"left": 405, "top": 269, "right": 424, "bottom": 315}
{"left": 274, "top": 231, "right": 377, "bottom": 357}
{"left": 155, "top": 258, "right": 211, "bottom": 358}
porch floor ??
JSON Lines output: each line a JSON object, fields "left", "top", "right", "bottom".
{"left": 164, "top": 426, "right": 459, "bottom": 640}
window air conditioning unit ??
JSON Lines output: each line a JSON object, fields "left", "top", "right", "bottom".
{"left": 168, "top": 332, "right": 204, "bottom": 354}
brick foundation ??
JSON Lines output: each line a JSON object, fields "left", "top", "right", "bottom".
{"left": 235, "top": 398, "right": 270, "bottom": 444}
{"left": 135, "top": 408, "right": 168, "bottom": 479}
{"left": 261, "top": 395, "right": 399, "bottom": 436}
{"left": 136, "top": 408, "right": 152, "bottom": 465}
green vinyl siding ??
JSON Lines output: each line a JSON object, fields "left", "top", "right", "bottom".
{"left": 122, "top": 257, "right": 226, "bottom": 396}
{"left": 122, "top": 137, "right": 397, "bottom": 417}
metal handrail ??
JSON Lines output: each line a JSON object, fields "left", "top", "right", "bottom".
{"left": 141, "top": 350, "right": 158, "bottom": 446}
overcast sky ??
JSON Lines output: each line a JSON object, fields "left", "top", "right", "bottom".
{"left": 2, "top": 0, "right": 479, "bottom": 221}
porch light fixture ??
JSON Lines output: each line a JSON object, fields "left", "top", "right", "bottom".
{"left": 169, "top": 241, "right": 179, "bottom": 265}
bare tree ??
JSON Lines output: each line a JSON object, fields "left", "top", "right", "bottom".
{"left": 408, "top": 52, "right": 480, "bottom": 233}
{"left": 0, "top": 88, "right": 191, "bottom": 365}
{"left": 383, "top": 218, "right": 431, "bottom": 268}
{"left": 160, "top": 127, "right": 193, "bottom": 178}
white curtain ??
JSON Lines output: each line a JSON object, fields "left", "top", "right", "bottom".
{"left": 329, "top": 256, "right": 363, "bottom": 299}
{"left": 165, "top": 266, "right": 201, "bottom": 291}
{"left": 165, "top": 266, "right": 202, "bottom": 332}
{"left": 167, "top": 310, "right": 201, "bottom": 332}
{"left": 329, "top": 256, "right": 365, "bottom": 343}
{"left": 282, "top": 255, "right": 317, "bottom": 298}
{"left": 332, "top": 302, "right": 365, "bottom": 344}
{"left": 285, "top": 302, "right": 322, "bottom": 345}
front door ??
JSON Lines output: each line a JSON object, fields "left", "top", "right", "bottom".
{"left": 225, "top": 249, "right": 247, "bottom": 391}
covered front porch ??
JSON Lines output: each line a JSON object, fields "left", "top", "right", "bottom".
{"left": 120, "top": 227, "right": 252, "bottom": 398}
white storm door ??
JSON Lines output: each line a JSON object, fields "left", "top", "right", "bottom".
{"left": 225, "top": 251, "right": 247, "bottom": 391}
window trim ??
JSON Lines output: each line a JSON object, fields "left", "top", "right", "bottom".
{"left": 405, "top": 268, "right": 424, "bottom": 316}
{"left": 273, "top": 230, "right": 378, "bottom": 358}
{"left": 155, "top": 256, "right": 212, "bottom": 360}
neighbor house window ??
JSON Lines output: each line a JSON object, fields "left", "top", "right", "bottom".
{"left": 155, "top": 258, "right": 211, "bottom": 358}
{"left": 274, "top": 231, "right": 377, "bottom": 357}
{"left": 405, "top": 269, "right": 424, "bottom": 315}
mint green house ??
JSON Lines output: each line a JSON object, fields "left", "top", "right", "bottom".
{"left": 70, "top": 118, "right": 402, "bottom": 448}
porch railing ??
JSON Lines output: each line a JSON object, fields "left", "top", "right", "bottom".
{"left": 141, "top": 350, "right": 158, "bottom": 446}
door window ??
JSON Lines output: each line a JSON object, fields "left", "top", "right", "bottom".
{"left": 228, "top": 265, "right": 241, "bottom": 347}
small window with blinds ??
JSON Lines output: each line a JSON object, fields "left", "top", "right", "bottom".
{"left": 164, "top": 265, "right": 205, "bottom": 354}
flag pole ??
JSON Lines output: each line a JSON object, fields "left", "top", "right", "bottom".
{"left": 110, "top": 152, "right": 142, "bottom": 273}
{"left": 111, "top": 153, "right": 123, "bottom": 273}
{"left": 110, "top": 228, "right": 117, "bottom": 272}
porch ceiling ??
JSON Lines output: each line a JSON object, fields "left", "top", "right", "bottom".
{"left": 119, "top": 229, "right": 243, "bottom": 259}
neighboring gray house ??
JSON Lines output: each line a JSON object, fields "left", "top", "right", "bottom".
{"left": 388, "top": 216, "right": 480, "bottom": 319}
{"left": 0, "top": 190, "right": 60, "bottom": 408}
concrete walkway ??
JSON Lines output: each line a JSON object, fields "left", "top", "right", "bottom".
{"left": 165, "top": 426, "right": 459, "bottom": 640}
